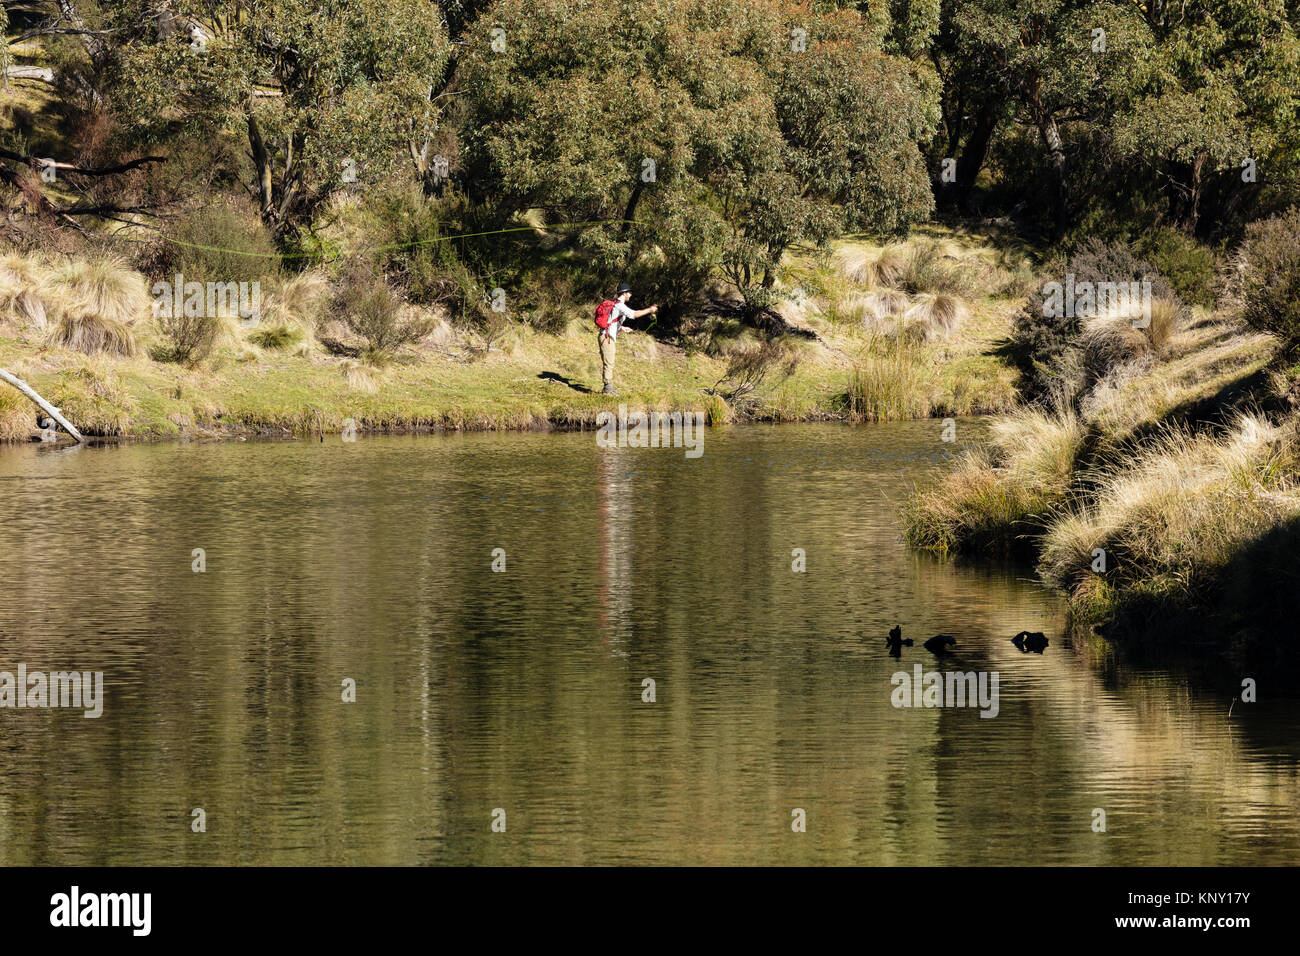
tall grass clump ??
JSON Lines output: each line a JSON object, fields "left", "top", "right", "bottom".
{"left": 0, "top": 387, "right": 33, "bottom": 441}
{"left": 1039, "top": 415, "right": 1300, "bottom": 628}
{"left": 903, "top": 292, "right": 969, "bottom": 339}
{"left": 835, "top": 247, "right": 876, "bottom": 287}
{"left": 0, "top": 252, "right": 49, "bottom": 330}
{"left": 896, "top": 239, "right": 975, "bottom": 296}
{"left": 48, "top": 362, "right": 137, "bottom": 435}
{"left": 848, "top": 343, "right": 930, "bottom": 422}
{"left": 872, "top": 246, "right": 907, "bottom": 287}
{"left": 903, "top": 406, "right": 1086, "bottom": 554}
{"left": 42, "top": 257, "right": 145, "bottom": 357}
{"left": 252, "top": 271, "right": 330, "bottom": 354}
{"left": 1011, "top": 238, "right": 1178, "bottom": 407}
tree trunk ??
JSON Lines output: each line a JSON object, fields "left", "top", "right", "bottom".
{"left": 4, "top": 66, "right": 56, "bottom": 84}
{"left": 56, "top": 0, "right": 107, "bottom": 65}
{"left": 1181, "top": 152, "right": 1205, "bottom": 233}
{"left": 1024, "top": 74, "right": 1069, "bottom": 223}
{"left": 246, "top": 114, "right": 275, "bottom": 224}
{"left": 956, "top": 99, "right": 1001, "bottom": 212}
{"left": 0, "top": 368, "right": 86, "bottom": 443}
{"left": 620, "top": 182, "right": 643, "bottom": 236}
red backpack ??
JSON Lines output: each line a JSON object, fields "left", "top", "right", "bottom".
{"left": 594, "top": 299, "right": 617, "bottom": 329}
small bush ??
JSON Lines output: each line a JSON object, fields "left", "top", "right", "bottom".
{"left": 148, "top": 200, "right": 281, "bottom": 287}
{"left": 706, "top": 339, "right": 800, "bottom": 405}
{"left": 1233, "top": 208, "right": 1300, "bottom": 350}
{"left": 153, "top": 310, "right": 221, "bottom": 366}
{"left": 520, "top": 271, "right": 581, "bottom": 334}
{"left": 334, "top": 264, "right": 432, "bottom": 361}
{"left": 369, "top": 185, "right": 463, "bottom": 304}
{"left": 994, "top": 257, "right": 1038, "bottom": 301}
{"left": 1134, "top": 226, "right": 1218, "bottom": 308}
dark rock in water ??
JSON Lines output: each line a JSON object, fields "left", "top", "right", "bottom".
{"left": 885, "top": 624, "right": 913, "bottom": 657}
{"left": 923, "top": 635, "right": 956, "bottom": 655}
{"left": 1012, "top": 630, "right": 1049, "bottom": 653}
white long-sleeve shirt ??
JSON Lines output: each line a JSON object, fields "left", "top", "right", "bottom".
{"left": 606, "top": 301, "right": 636, "bottom": 340}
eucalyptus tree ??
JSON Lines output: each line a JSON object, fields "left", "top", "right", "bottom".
{"left": 1112, "top": 0, "right": 1300, "bottom": 231}
{"left": 455, "top": 0, "right": 936, "bottom": 312}
{"left": 109, "top": 0, "right": 453, "bottom": 236}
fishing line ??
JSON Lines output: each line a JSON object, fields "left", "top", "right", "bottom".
{"left": 110, "top": 218, "right": 651, "bottom": 262}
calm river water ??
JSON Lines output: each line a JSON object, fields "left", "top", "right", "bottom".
{"left": 1, "top": 422, "right": 1297, "bottom": 864}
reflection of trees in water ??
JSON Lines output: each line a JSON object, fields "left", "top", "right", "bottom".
{"left": 2, "top": 431, "right": 1298, "bottom": 864}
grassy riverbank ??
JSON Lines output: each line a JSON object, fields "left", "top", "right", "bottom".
{"left": 903, "top": 301, "right": 1300, "bottom": 652}
{"left": 0, "top": 227, "right": 1030, "bottom": 441}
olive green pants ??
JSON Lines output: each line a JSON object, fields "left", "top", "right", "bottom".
{"left": 598, "top": 331, "right": 616, "bottom": 385}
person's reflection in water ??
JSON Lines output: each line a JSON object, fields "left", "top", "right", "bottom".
{"left": 595, "top": 448, "right": 631, "bottom": 659}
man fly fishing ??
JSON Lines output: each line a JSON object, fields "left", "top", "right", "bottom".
{"left": 594, "top": 282, "right": 658, "bottom": 396}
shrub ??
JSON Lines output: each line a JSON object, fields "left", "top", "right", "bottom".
{"left": 148, "top": 200, "right": 281, "bottom": 287}
{"left": 368, "top": 185, "right": 465, "bottom": 304}
{"left": 1233, "top": 208, "right": 1300, "bottom": 350}
{"left": 334, "top": 264, "right": 432, "bottom": 360}
{"left": 153, "top": 310, "right": 220, "bottom": 366}
{"left": 519, "top": 271, "right": 583, "bottom": 334}
{"left": 706, "top": 338, "right": 800, "bottom": 405}
{"left": 1134, "top": 226, "right": 1218, "bottom": 308}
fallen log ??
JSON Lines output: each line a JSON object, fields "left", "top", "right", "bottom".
{"left": 0, "top": 368, "right": 86, "bottom": 443}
